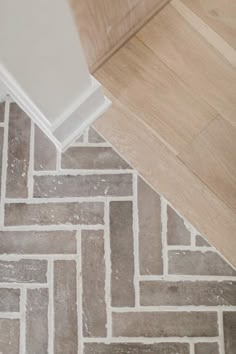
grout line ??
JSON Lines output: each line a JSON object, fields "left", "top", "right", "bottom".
{"left": 0, "top": 99, "right": 10, "bottom": 227}
{"left": 5, "top": 196, "right": 133, "bottom": 203}
{"left": 0, "top": 122, "right": 5, "bottom": 128}
{"left": 1, "top": 225, "right": 105, "bottom": 231}
{"left": 27, "top": 121, "right": 34, "bottom": 198}
{"left": 111, "top": 306, "right": 236, "bottom": 312}
{"left": 83, "top": 128, "right": 89, "bottom": 143}
{"left": 190, "top": 226, "right": 196, "bottom": 248}
{"left": 104, "top": 200, "right": 112, "bottom": 338}
{"left": 33, "top": 169, "right": 135, "bottom": 176}
{"left": 56, "top": 148, "right": 61, "bottom": 172}
{"left": 0, "top": 254, "right": 79, "bottom": 260}
{"left": 71, "top": 142, "right": 111, "bottom": 148}
{"left": 0, "top": 312, "right": 21, "bottom": 319}
{"left": 161, "top": 197, "right": 168, "bottom": 276}
{"left": 76, "top": 230, "right": 83, "bottom": 354}
{"left": 189, "top": 341, "right": 195, "bottom": 354}
{"left": 47, "top": 260, "right": 54, "bottom": 354}
{"left": 218, "top": 310, "right": 225, "bottom": 354}
{"left": 83, "top": 337, "right": 219, "bottom": 344}
{"left": 20, "top": 287, "right": 26, "bottom": 354}
{"left": 132, "top": 173, "right": 140, "bottom": 307}
{"left": 0, "top": 283, "right": 49, "bottom": 289}
{"left": 139, "top": 275, "right": 236, "bottom": 281}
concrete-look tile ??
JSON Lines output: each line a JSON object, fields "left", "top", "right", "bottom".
{"left": 34, "top": 174, "right": 132, "bottom": 198}
{"left": 34, "top": 125, "right": 57, "bottom": 170}
{"left": 0, "top": 288, "right": 20, "bottom": 311}
{"left": 0, "top": 231, "right": 76, "bottom": 254}
{"left": 195, "top": 234, "right": 211, "bottom": 247}
{"left": 89, "top": 127, "right": 105, "bottom": 143}
{"left": 0, "top": 101, "right": 5, "bottom": 122}
{"left": 0, "top": 260, "right": 47, "bottom": 283}
{"left": 26, "top": 288, "right": 48, "bottom": 354}
{"left": 54, "top": 260, "right": 78, "bottom": 354}
{"left": 169, "top": 251, "right": 236, "bottom": 276}
{"left": 82, "top": 230, "right": 106, "bottom": 337}
{"left": 61, "top": 146, "right": 130, "bottom": 169}
{"left": 6, "top": 103, "right": 31, "bottom": 198}
{"left": 5, "top": 202, "right": 104, "bottom": 226}
{"left": 195, "top": 342, "right": 219, "bottom": 354}
{"left": 138, "top": 177, "right": 163, "bottom": 275}
{"left": 84, "top": 342, "right": 190, "bottom": 354}
{"left": 112, "top": 312, "right": 218, "bottom": 337}
{"left": 223, "top": 312, "right": 236, "bottom": 354}
{"left": 0, "top": 319, "right": 19, "bottom": 354}
{"left": 167, "top": 206, "right": 190, "bottom": 245}
{"left": 110, "top": 201, "right": 135, "bottom": 307}
{"left": 140, "top": 281, "right": 236, "bottom": 306}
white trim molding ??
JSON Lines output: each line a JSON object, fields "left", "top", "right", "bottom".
{"left": 0, "top": 0, "right": 110, "bottom": 150}
{"left": 0, "top": 68, "right": 110, "bottom": 151}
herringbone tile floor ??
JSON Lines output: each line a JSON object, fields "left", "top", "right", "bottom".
{"left": 0, "top": 98, "right": 235, "bottom": 354}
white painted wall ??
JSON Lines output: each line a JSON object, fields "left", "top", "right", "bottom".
{"left": 0, "top": 0, "right": 110, "bottom": 149}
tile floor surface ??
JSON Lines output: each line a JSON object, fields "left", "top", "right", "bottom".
{"left": 0, "top": 98, "right": 235, "bottom": 354}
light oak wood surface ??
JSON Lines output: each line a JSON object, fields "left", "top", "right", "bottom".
{"left": 179, "top": 116, "right": 236, "bottom": 213}
{"left": 93, "top": 1, "right": 236, "bottom": 266}
{"left": 97, "top": 36, "right": 216, "bottom": 154}
{"left": 69, "top": 0, "right": 169, "bottom": 72}
{"left": 181, "top": 0, "right": 236, "bottom": 49}
{"left": 137, "top": 4, "right": 236, "bottom": 128}
{"left": 172, "top": 0, "right": 236, "bottom": 68}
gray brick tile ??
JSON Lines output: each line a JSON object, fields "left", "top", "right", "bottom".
{"left": 0, "top": 231, "right": 76, "bottom": 254}
{"left": 54, "top": 260, "right": 78, "bottom": 354}
{"left": 0, "top": 260, "right": 47, "bottom": 283}
{"left": 169, "top": 250, "right": 236, "bottom": 276}
{"left": 34, "top": 174, "right": 132, "bottom": 197}
{"left": 140, "top": 281, "right": 236, "bottom": 306}
{"left": 138, "top": 177, "right": 163, "bottom": 275}
{"left": 62, "top": 146, "right": 130, "bottom": 169}
{"left": 82, "top": 230, "right": 106, "bottom": 337}
{"left": 112, "top": 312, "right": 218, "bottom": 337}
{"left": 110, "top": 201, "right": 135, "bottom": 307}
{"left": 26, "top": 288, "right": 48, "bottom": 354}
{"left": 6, "top": 103, "right": 30, "bottom": 198}
{"left": 5, "top": 202, "right": 104, "bottom": 226}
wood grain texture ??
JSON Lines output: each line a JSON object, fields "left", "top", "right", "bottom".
{"left": 94, "top": 1, "right": 236, "bottom": 265}
{"left": 96, "top": 36, "right": 216, "bottom": 154}
{"left": 137, "top": 4, "right": 236, "bottom": 128}
{"left": 172, "top": 0, "right": 236, "bottom": 68}
{"left": 94, "top": 91, "right": 236, "bottom": 268}
{"left": 181, "top": 0, "right": 236, "bottom": 49}
{"left": 179, "top": 116, "right": 236, "bottom": 213}
{"left": 68, "top": 0, "right": 169, "bottom": 72}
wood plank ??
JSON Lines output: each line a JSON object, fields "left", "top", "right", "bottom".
{"left": 96, "top": 36, "right": 216, "bottom": 154}
{"left": 181, "top": 0, "right": 236, "bottom": 49}
{"left": 94, "top": 91, "right": 236, "bottom": 268}
{"left": 137, "top": 4, "right": 236, "bottom": 128}
{"left": 69, "top": 0, "right": 169, "bottom": 72}
{"left": 172, "top": 0, "right": 236, "bottom": 68}
{"left": 179, "top": 116, "right": 236, "bottom": 213}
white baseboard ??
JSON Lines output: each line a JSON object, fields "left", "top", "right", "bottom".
{"left": 0, "top": 64, "right": 111, "bottom": 150}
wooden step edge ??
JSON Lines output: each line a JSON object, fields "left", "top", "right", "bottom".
{"left": 171, "top": 0, "right": 236, "bottom": 68}
{"left": 88, "top": 0, "right": 171, "bottom": 73}
{"left": 94, "top": 93, "right": 236, "bottom": 268}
